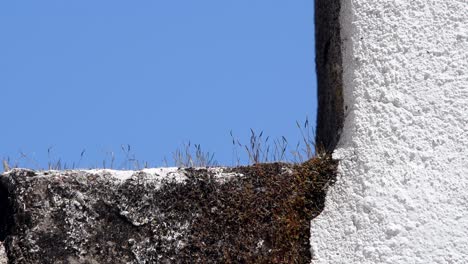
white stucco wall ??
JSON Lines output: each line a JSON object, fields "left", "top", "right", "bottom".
{"left": 311, "top": 1, "right": 468, "bottom": 263}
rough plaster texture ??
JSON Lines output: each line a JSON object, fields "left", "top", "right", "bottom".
{"left": 0, "top": 242, "right": 6, "bottom": 264}
{"left": 311, "top": 1, "right": 468, "bottom": 263}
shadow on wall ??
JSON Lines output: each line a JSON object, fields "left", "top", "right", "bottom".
{"left": 315, "top": 0, "right": 344, "bottom": 152}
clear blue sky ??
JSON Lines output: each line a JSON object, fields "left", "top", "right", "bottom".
{"left": 0, "top": 1, "right": 317, "bottom": 169}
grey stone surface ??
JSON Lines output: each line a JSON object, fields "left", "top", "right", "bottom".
{"left": 314, "top": 0, "right": 344, "bottom": 152}
{"left": 0, "top": 168, "right": 242, "bottom": 263}
{"left": 0, "top": 160, "right": 336, "bottom": 263}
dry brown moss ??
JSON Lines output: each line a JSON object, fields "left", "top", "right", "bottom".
{"left": 173, "top": 154, "right": 338, "bottom": 263}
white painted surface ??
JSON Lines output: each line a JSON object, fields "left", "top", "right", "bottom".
{"left": 311, "top": 1, "right": 468, "bottom": 263}
{"left": 82, "top": 167, "right": 242, "bottom": 187}
{"left": 86, "top": 167, "right": 182, "bottom": 181}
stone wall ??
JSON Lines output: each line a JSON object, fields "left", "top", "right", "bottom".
{"left": 311, "top": 1, "right": 468, "bottom": 263}
{"left": 0, "top": 158, "right": 336, "bottom": 263}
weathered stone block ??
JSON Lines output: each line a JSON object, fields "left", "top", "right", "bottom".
{"left": 0, "top": 157, "right": 336, "bottom": 263}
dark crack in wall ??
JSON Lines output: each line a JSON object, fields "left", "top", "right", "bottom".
{"left": 0, "top": 177, "right": 13, "bottom": 242}
{"left": 315, "top": 0, "right": 344, "bottom": 152}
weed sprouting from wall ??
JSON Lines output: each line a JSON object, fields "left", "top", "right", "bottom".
{"left": 172, "top": 141, "right": 218, "bottom": 168}
{"left": 2, "top": 117, "right": 318, "bottom": 171}
{"left": 230, "top": 116, "right": 317, "bottom": 165}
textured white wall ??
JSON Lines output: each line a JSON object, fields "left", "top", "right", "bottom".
{"left": 0, "top": 242, "right": 5, "bottom": 264}
{"left": 311, "top": 1, "right": 468, "bottom": 263}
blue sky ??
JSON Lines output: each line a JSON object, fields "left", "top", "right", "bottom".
{"left": 0, "top": 1, "right": 316, "bottom": 169}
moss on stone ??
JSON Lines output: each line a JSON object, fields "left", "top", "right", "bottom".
{"left": 0, "top": 155, "right": 337, "bottom": 263}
